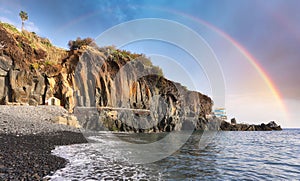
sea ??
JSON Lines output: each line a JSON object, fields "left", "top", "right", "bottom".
{"left": 46, "top": 129, "right": 300, "bottom": 180}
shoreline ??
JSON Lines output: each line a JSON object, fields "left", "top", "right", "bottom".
{"left": 0, "top": 105, "right": 285, "bottom": 180}
{"left": 0, "top": 131, "right": 87, "bottom": 180}
{"left": 0, "top": 105, "right": 87, "bottom": 180}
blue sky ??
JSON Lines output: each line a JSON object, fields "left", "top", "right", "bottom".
{"left": 0, "top": 0, "right": 299, "bottom": 127}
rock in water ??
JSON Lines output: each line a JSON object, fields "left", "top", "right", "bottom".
{"left": 220, "top": 120, "right": 282, "bottom": 131}
{"left": 266, "top": 121, "right": 282, "bottom": 130}
{"left": 231, "top": 118, "right": 237, "bottom": 125}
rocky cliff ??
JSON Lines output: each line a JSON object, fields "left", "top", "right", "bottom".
{"left": 0, "top": 22, "right": 67, "bottom": 106}
{"left": 73, "top": 47, "right": 220, "bottom": 132}
{"left": 0, "top": 23, "right": 220, "bottom": 132}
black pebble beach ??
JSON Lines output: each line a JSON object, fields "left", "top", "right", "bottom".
{"left": 0, "top": 131, "right": 87, "bottom": 180}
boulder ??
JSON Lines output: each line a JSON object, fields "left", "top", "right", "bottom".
{"left": 220, "top": 121, "right": 232, "bottom": 131}
{"left": 267, "top": 121, "right": 278, "bottom": 128}
{"left": 66, "top": 115, "right": 81, "bottom": 128}
{"left": 231, "top": 118, "right": 237, "bottom": 125}
{"left": 53, "top": 116, "right": 68, "bottom": 125}
{"left": 0, "top": 55, "right": 12, "bottom": 72}
{"left": 52, "top": 115, "right": 81, "bottom": 128}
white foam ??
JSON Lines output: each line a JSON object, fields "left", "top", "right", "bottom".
{"left": 44, "top": 133, "right": 164, "bottom": 180}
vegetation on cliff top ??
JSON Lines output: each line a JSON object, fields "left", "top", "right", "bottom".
{"left": 0, "top": 21, "right": 65, "bottom": 74}
{"left": 67, "top": 36, "right": 164, "bottom": 76}
{"left": 0, "top": 21, "right": 163, "bottom": 76}
{"left": 68, "top": 37, "right": 95, "bottom": 50}
{"left": 0, "top": 22, "right": 20, "bottom": 34}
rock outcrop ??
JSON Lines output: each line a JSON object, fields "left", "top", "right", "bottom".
{"left": 0, "top": 23, "right": 67, "bottom": 107}
{"left": 220, "top": 120, "right": 282, "bottom": 131}
{"left": 0, "top": 23, "right": 220, "bottom": 132}
{"left": 72, "top": 47, "right": 220, "bottom": 132}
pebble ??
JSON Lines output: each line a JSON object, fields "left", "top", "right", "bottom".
{"left": 0, "top": 105, "right": 80, "bottom": 135}
{"left": 0, "top": 131, "right": 87, "bottom": 180}
{"left": 0, "top": 105, "right": 87, "bottom": 180}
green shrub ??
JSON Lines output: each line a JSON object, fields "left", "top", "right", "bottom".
{"left": 139, "top": 57, "right": 153, "bottom": 67}
{"left": 40, "top": 37, "right": 52, "bottom": 47}
{"left": 151, "top": 66, "right": 163, "bottom": 76}
{"left": 68, "top": 37, "right": 96, "bottom": 50}
{"left": 44, "top": 61, "right": 53, "bottom": 66}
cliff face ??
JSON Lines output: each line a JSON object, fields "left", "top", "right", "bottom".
{"left": 72, "top": 47, "right": 217, "bottom": 132}
{"left": 0, "top": 23, "right": 66, "bottom": 106}
{"left": 0, "top": 23, "right": 219, "bottom": 132}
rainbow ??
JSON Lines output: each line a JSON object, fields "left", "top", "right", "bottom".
{"left": 59, "top": 6, "right": 288, "bottom": 119}
{"left": 158, "top": 8, "right": 288, "bottom": 119}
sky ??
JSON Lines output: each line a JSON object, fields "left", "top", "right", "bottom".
{"left": 0, "top": 0, "right": 299, "bottom": 128}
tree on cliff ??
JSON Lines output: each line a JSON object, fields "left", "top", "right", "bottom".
{"left": 19, "top": 11, "right": 28, "bottom": 31}
{"left": 68, "top": 37, "right": 97, "bottom": 50}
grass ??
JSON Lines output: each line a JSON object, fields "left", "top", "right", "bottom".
{"left": 0, "top": 22, "right": 20, "bottom": 34}
{"left": 30, "top": 43, "right": 36, "bottom": 49}
{"left": 44, "top": 61, "right": 53, "bottom": 66}
{"left": 30, "top": 63, "right": 39, "bottom": 70}
{"left": 42, "top": 41, "right": 52, "bottom": 47}
{"left": 17, "top": 42, "right": 23, "bottom": 48}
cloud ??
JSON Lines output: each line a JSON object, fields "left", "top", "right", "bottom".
{"left": 25, "top": 21, "right": 39, "bottom": 33}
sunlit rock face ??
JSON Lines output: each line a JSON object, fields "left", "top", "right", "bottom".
{"left": 0, "top": 24, "right": 66, "bottom": 107}
{"left": 72, "top": 47, "right": 216, "bottom": 132}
